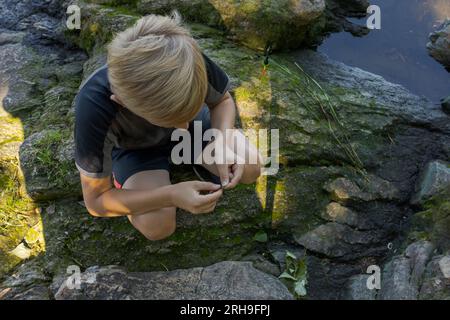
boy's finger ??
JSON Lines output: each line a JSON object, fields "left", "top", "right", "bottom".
{"left": 217, "top": 164, "right": 229, "bottom": 187}
{"left": 195, "top": 181, "right": 221, "bottom": 191}
{"left": 226, "top": 164, "right": 244, "bottom": 189}
{"left": 199, "top": 188, "right": 223, "bottom": 204}
{"left": 198, "top": 201, "right": 217, "bottom": 213}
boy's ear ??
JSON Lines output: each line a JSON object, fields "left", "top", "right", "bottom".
{"left": 110, "top": 94, "right": 123, "bottom": 106}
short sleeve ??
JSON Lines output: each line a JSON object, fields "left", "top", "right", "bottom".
{"left": 74, "top": 79, "right": 116, "bottom": 179}
{"left": 203, "top": 53, "right": 231, "bottom": 106}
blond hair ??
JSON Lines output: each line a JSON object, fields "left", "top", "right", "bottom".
{"left": 107, "top": 12, "right": 207, "bottom": 125}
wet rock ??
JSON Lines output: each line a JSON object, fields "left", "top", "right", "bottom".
{"left": 411, "top": 160, "right": 450, "bottom": 205}
{"left": 379, "top": 241, "right": 434, "bottom": 300}
{"left": 320, "top": 0, "right": 370, "bottom": 39}
{"left": 54, "top": 262, "right": 294, "bottom": 300}
{"left": 442, "top": 96, "right": 450, "bottom": 115}
{"left": 427, "top": 19, "right": 450, "bottom": 71}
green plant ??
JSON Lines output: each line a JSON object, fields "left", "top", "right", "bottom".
{"left": 253, "top": 230, "right": 268, "bottom": 242}
{"left": 279, "top": 250, "right": 308, "bottom": 298}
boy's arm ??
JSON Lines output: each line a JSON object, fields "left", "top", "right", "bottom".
{"left": 208, "top": 91, "right": 245, "bottom": 188}
{"left": 209, "top": 91, "right": 235, "bottom": 133}
{"left": 80, "top": 174, "right": 222, "bottom": 217}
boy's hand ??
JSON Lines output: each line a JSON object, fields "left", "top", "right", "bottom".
{"left": 217, "top": 163, "right": 244, "bottom": 190}
{"left": 170, "top": 181, "right": 223, "bottom": 214}
{"left": 212, "top": 137, "right": 245, "bottom": 190}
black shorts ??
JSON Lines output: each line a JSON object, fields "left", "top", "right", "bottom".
{"left": 111, "top": 107, "right": 219, "bottom": 188}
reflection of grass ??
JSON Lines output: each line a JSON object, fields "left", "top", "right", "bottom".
{"left": 271, "top": 59, "right": 366, "bottom": 175}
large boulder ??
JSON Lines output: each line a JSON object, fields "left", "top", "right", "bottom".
{"left": 52, "top": 261, "right": 293, "bottom": 300}
{"left": 427, "top": 19, "right": 450, "bottom": 71}
{"left": 136, "top": 0, "right": 326, "bottom": 51}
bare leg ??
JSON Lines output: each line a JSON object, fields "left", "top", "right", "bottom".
{"left": 122, "top": 169, "right": 176, "bottom": 241}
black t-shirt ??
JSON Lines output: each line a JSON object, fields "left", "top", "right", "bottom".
{"left": 74, "top": 53, "right": 230, "bottom": 178}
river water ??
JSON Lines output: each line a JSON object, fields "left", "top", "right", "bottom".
{"left": 319, "top": 0, "right": 450, "bottom": 104}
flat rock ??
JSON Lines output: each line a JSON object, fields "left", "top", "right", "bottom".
{"left": 54, "top": 261, "right": 294, "bottom": 300}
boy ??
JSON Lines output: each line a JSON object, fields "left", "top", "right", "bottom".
{"left": 74, "top": 13, "right": 261, "bottom": 241}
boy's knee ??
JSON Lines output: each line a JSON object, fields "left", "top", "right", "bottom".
{"left": 241, "top": 163, "right": 262, "bottom": 184}
{"left": 136, "top": 207, "right": 176, "bottom": 241}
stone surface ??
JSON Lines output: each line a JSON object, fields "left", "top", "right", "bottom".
{"left": 54, "top": 261, "right": 294, "bottom": 300}
{"left": 412, "top": 160, "right": 450, "bottom": 205}
{"left": 419, "top": 255, "right": 450, "bottom": 300}
{"left": 0, "top": 262, "right": 51, "bottom": 300}
{"left": 345, "top": 274, "right": 376, "bottom": 300}
{"left": 379, "top": 241, "right": 434, "bottom": 300}
{"left": 427, "top": 19, "right": 450, "bottom": 71}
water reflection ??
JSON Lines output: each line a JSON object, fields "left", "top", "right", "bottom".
{"left": 319, "top": 0, "right": 450, "bottom": 104}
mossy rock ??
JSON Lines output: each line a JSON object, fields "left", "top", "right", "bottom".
{"left": 136, "top": 0, "right": 326, "bottom": 50}
{"left": 19, "top": 129, "right": 80, "bottom": 201}
{"left": 410, "top": 189, "right": 450, "bottom": 253}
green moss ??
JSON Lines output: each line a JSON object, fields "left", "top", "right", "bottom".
{"left": 410, "top": 189, "right": 450, "bottom": 252}
{"left": 34, "top": 130, "right": 76, "bottom": 190}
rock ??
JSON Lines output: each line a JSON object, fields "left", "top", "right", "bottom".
{"left": 345, "top": 274, "right": 376, "bottom": 300}
{"left": 427, "top": 19, "right": 450, "bottom": 71}
{"left": 442, "top": 96, "right": 450, "bottom": 115}
{"left": 439, "top": 256, "right": 450, "bottom": 279}
{"left": 137, "top": 0, "right": 223, "bottom": 27}
{"left": 0, "top": 261, "right": 51, "bottom": 300}
{"left": 321, "top": 202, "right": 374, "bottom": 230}
{"left": 411, "top": 160, "right": 450, "bottom": 205}
{"left": 54, "top": 262, "right": 294, "bottom": 300}
{"left": 19, "top": 130, "right": 80, "bottom": 200}
{"left": 324, "top": 175, "right": 401, "bottom": 203}
{"left": 410, "top": 188, "right": 450, "bottom": 253}
{"left": 295, "top": 222, "right": 387, "bottom": 260}
{"left": 137, "top": 0, "right": 326, "bottom": 51}
{"left": 241, "top": 253, "right": 281, "bottom": 276}
{"left": 419, "top": 255, "right": 450, "bottom": 300}
{"left": 315, "top": 0, "right": 370, "bottom": 42}
{"left": 379, "top": 241, "right": 434, "bottom": 300}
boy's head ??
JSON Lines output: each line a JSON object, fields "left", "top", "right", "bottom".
{"left": 107, "top": 12, "right": 207, "bottom": 128}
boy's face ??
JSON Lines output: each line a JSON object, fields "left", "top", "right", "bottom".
{"left": 110, "top": 94, "right": 190, "bottom": 130}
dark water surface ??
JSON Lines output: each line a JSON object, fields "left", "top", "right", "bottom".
{"left": 319, "top": 0, "right": 450, "bottom": 104}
